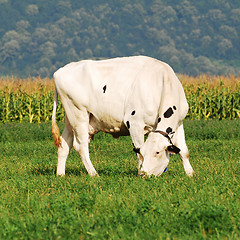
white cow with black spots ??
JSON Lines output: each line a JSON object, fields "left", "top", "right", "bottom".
{"left": 52, "top": 56, "right": 194, "bottom": 177}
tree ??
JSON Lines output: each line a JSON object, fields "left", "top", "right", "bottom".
{"left": 32, "top": 28, "right": 50, "bottom": 45}
{"left": 25, "top": 4, "right": 39, "bottom": 16}
{"left": 0, "top": 0, "right": 240, "bottom": 77}
{"left": 169, "top": 55, "right": 181, "bottom": 72}
{"left": 219, "top": 25, "right": 238, "bottom": 40}
{"left": 2, "top": 30, "right": 19, "bottom": 42}
{"left": 66, "top": 48, "right": 79, "bottom": 62}
{"left": 84, "top": 48, "right": 93, "bottom": 58}
{"left": 201, "top": 36, "right": 212, "bottom": 47}
{"left": 0, "top": 0, "right": 8, "bottom": 4}
{"left": 207, "top": 9, "right": 225, "bottom": 22}
{"left": 0, "top": 39, "right": 20, "bottom": 63}
{"left": 196, "top": 56, "right": 215, "bottom": 75}
{"left": 217, "top": 38, "right": 233, "bottom": 56}
{"left": 39, "top": 41, "right": 57, "bottom": 58}
{"left": 230, "top": 9, "right": 240, "bottom": 23}
{"left": 16, "top": 20, "right": 30, "bottom": 32}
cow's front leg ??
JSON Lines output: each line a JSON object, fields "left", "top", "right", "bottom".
{"left": 173, "top": 123, "right": 194, "bottom": 177}
{"left": 125, "top": 120, "right": 145, "bottom": 173}
{"left": 73, "top": 121, "right": 98, "bottom": 177}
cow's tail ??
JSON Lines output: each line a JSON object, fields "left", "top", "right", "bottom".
{"left": 52, "top": 87, "right": 62, "bottom": 147}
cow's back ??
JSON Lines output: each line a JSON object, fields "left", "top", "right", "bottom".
{"left": 54, "top": 56, "right": 152, "bottom": 123}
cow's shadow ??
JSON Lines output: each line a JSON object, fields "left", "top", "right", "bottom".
{"left": 31, "top": 166, "right": 55, "bottom": 176}
{"left": 31, "top": 166, "right": 138, "bottom": 177}
{"left": 97, "top": 168, "right": 138, "bottom": 177}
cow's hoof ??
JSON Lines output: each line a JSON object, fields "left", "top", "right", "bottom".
{"left": 139, "top": 171, "right": 147, "bottom": 178}
{"left": 56, "top": 170, "right": 65, "bottom": 176}
{"left": 186, "top": 170, "right": 195, "bottom": 177}
{"left": 90, "top": 171, "right": 99, "bottom": 177}
{"left": 56, "top": 173, "right": 65, "bottom": 177}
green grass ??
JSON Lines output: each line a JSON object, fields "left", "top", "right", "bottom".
{"left": 0, "top": 120, "right": 239, "bottom": 239}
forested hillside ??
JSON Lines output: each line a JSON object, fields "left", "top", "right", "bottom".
{"left": 0, "top": 0, "right": 240, "bottom": 77}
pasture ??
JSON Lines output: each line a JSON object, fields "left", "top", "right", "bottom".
{"left": 0, "top": 120, "right": 239, "bottom": 239}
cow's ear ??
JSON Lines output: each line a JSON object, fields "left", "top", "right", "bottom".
{"left": 167, "top": 145, "right": 180, "bottom": 154}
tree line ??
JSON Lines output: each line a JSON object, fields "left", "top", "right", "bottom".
{"left": 0, "top": 0, "right": 240, "bottom": 77}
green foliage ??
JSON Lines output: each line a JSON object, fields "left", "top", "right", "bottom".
{"left": 1, "top": 80, "right": 239, "bottom": 123}
{"left": 0, "top": 89, "right": 64, "bottom": 123}
{"left": 0, "top": 121, "right": 239, "bottom": 239}
{"left": 185, "top": 84, "right": 240, "bottom": 120}
{"left": 0, "top": 0, "right": 240, "bottom": 77}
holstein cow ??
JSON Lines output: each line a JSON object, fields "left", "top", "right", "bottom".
{"left": 52, "top": 56, "right": 194, "bottom": 177}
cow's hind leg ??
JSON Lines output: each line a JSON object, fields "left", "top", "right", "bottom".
{"left": 57, "top": 124, "right": 73, "bottom": 176}
{"left": 72, "top": 112, "right": 98, "bottom": 176}
{"left": 173, "top": 122, "right": 195, "bottom": 177}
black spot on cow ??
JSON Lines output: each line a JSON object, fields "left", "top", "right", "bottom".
{"left": 164, "top": 107, "right": 174, "bottom": 118}
{"left": 103, "top": 85, "right": 107, "bottom": 93}
{"left": 133, "top": 147, "right": 140, "bottom": 154}
{"left": 131, "top": 110, "right": 136, "bottom": 115}
{"left": 126, "top": 121, "right": 130, "bottom": 129}
{"left": 166, "top": 127, "right": 173, "bottom": 134}
{"left": 158, "top": 117, "right": 161, "bottom": 123}
{"left": 173, "top": 106, "right": 177, "bottom": 110}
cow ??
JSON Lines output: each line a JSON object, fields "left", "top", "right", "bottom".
{"left": 52, "top": 56, "right": 194, "bottom": 177}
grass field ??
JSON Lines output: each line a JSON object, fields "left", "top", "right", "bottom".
{"left": 0, "top": 120, "right": 239, "bottom": 239}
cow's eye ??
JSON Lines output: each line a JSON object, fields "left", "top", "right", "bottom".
{"left": 154, "top": 151, "right": 161, "bottom": 157}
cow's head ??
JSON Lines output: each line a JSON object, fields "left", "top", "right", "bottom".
{"left": 134, "top": 131, "right": 180, "bottom": 177}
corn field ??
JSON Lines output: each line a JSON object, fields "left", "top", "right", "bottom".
{"left": 0, "top": 75, "right": 239, "bottom": 123}
{"left": 181, "top": 75, "right": 240, "bottom": 120}
{"left": 0, "top": 77, "right": 64, "bottom": 123}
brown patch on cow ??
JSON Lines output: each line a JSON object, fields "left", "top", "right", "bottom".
{"left": 52, "top": 121, "right": 62, "bottom": 147}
